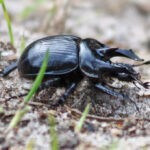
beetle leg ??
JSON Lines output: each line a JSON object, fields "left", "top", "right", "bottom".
{"left": 94, "top": 83, "right": 139, "bottom": 112}
{"left": 94, "top": 83, "right": 125, "bottom": 99}
{"left": 0, "top": 61, "right": 18, "bottom": 77}
{"left": 55, "top": 82, "right": 78, "bottom": 105}
{"left": 96, "top": 60, "right": 138, "bottom": 77}
{"left": 37, "top": 78, "right": 62, "bottom": 92}
{"left": 106, "top": 63, "right": 134, "bottom": 75}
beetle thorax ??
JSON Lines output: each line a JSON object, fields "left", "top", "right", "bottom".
{"left": 79, "top": 40, "right": 99, "bottom": 78}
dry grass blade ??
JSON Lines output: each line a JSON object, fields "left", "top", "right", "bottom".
{"left": 20, "top": 35, "right": 26, "bottom": 53}
{"left": 69, "top": 107, "right": 150, "bottom": 124}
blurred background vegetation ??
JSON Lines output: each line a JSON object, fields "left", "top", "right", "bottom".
{"left": 0, "top": 0, "right": 149, "bottom": 55}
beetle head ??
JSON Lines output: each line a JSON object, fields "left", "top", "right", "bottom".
{"left": 113, "top": 63, "right": 141, "bottom": 81}
{"left": 109, "top": 63, "right": 150, "bottom": 89}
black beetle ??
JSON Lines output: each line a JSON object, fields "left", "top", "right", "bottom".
{"left": 0, "top": 35, "right": 149, "bottom": 105}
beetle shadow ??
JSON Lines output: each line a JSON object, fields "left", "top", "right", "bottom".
{"left": 68, "top": 79, "right": 141, "bottom": 117}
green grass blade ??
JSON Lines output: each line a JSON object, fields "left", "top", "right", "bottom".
{"left": 20, "top": 5, "right": 36, "bottom": 19}
{"left": 108, "top": 140, "right": 119, "bottom": 150}
{"left": 0, "top": 0, "right": 14, "bottom": 45}
{"left": 24, "top": 50, "right": 49, "bottom": 104}
{"left": 20, "top": 35, "right": 26, "bottom": 54}
{"left": 48, "top": 115, "right": 59, "bottom": 150}
{"left": 26, "top": 139, "right": 35, "bottom": 150}
{"left": 0, "top": 105, "right": 4, "bottom": 114}
{"left": 7, "top": 106, "right": 31, "bottom": 131}
{"left": 75, "top": 103, "right": 91, "bottom": 132}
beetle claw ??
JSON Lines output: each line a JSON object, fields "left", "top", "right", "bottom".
{"left": 143, "top": 82, "right": 150, "bottom": 89}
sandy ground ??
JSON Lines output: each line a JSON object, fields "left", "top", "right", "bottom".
{"left": 0, "top": 0, "right": 150, "bottom": 149}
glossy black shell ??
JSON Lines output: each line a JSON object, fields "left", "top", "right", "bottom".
{"left": 18, "top": 35, "right": 81, "bottom": 78}
{"left": 18, "top": 35, "right": 141, "bottom": 80}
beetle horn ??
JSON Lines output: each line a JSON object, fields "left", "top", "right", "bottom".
{"left": 132, "top": 60, "right": 150, "bottom": 67}
{"left": 97, "top": 48, "right": 143, "bottom": 61}
{"left": 114, "top": 49, "right": 143, "bottom": 61}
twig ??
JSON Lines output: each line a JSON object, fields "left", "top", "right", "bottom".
{"left": 67, "top": 106, "right": 150, "bottom": 123}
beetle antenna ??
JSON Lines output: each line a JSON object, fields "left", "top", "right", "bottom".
{"left": 142, "top": 82, "right": 150, "bottom": 89}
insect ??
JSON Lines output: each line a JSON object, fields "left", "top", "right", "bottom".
{"left": 0, "top": 35, "right": 149, "bottom": 106}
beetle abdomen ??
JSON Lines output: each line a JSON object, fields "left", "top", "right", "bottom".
{"left": 18, "top": 35, "right": 81, "bottom": 78}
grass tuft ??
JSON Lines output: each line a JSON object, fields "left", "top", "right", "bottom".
{"left": 75, "top": 103, "right": 91, "bottom": 132}
{"left": 0, "top": 0, "right": 14, "bottom": 45}
{"left": 6, "top": 50, "right": 49, "bottom": 133}
{"left": 48, "top": 114, "right": 59, "bottom": 150}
